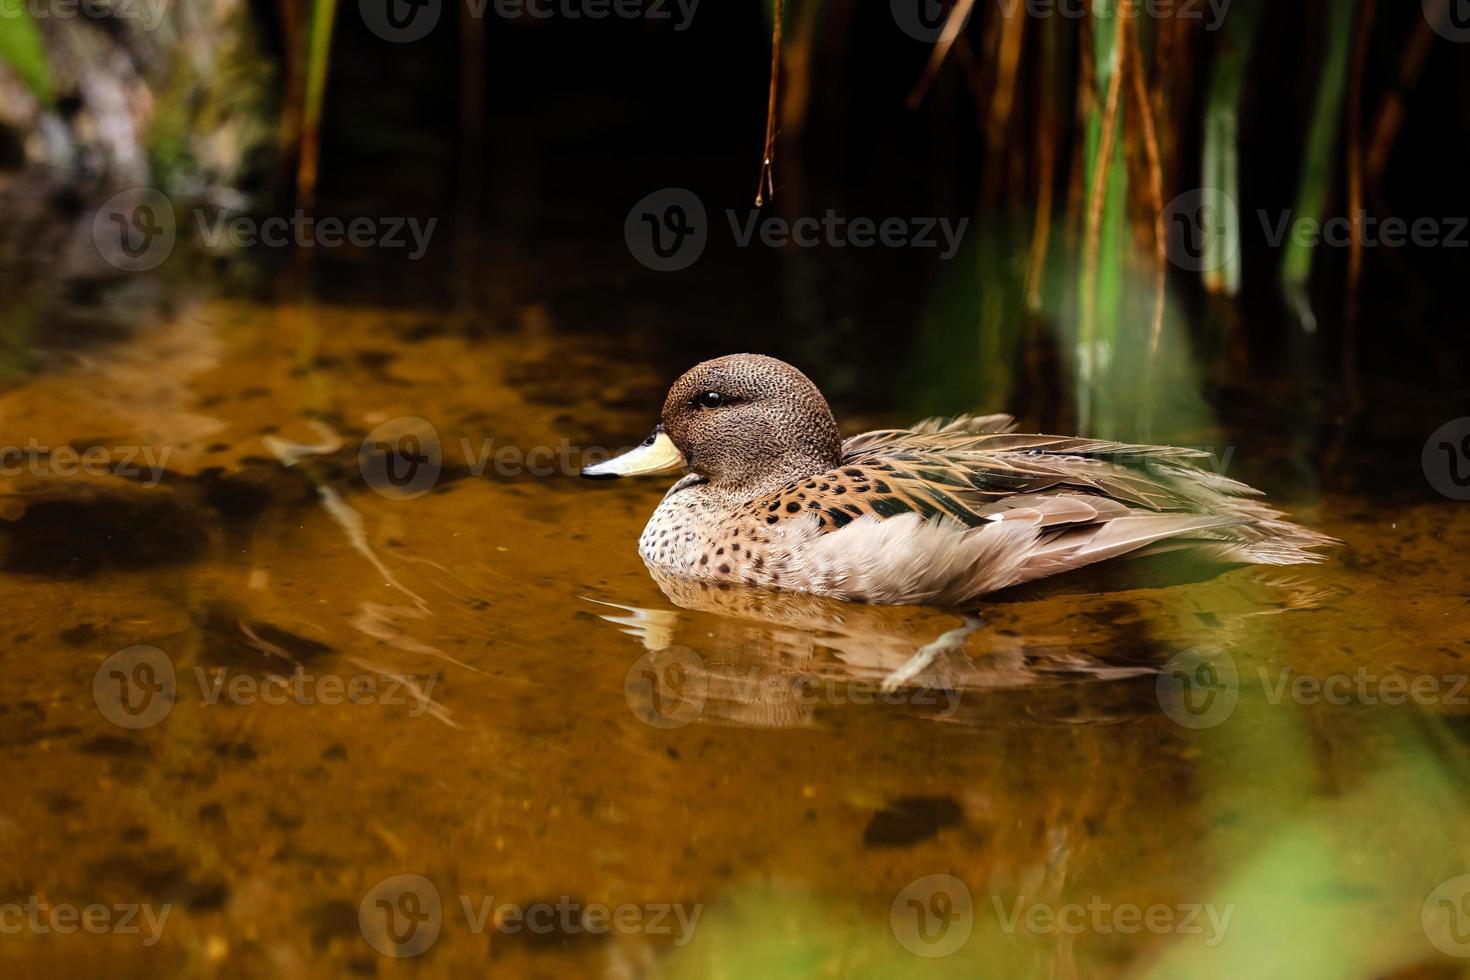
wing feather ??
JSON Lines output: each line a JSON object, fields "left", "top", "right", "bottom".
{"left": 816, "top": 421, "right": 1335, "bottom": 573}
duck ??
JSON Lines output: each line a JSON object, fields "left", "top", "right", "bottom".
{"left": 582, "top": 354, "right": 1336, "bottom": 605}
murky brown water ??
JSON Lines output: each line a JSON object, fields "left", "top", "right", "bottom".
{"left": 3, "top": 297, "right": 1470, "bottom": 978}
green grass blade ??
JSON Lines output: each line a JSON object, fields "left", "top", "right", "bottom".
{"left": 1080, "top": 0, "right": 1128, "bottom": 435}
{"left": 0, "top": 6, "right": 54, "bottom": 105}
{"left": 296, "top": 0, "right": 340, "bottom": 207}
{"left": 1281, "top": 0, "right": 1357, "bottom": 332}
{"left": 1201, "top": 0, "right": 1265, "bottom": 296}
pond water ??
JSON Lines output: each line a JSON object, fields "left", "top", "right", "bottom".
{"left": 2, "top": 284, "right": 1469, "bottom": 979}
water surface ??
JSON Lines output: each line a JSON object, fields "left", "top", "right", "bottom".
{"left": 2, "top": 296, "right": 1469, "bottom": 978}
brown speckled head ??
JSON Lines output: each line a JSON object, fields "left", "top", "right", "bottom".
{"left": 661, "top": 354, "right": 842, "bottom": 497}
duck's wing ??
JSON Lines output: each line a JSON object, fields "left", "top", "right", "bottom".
{"left": 838, "top": 431, "right": 1249, "bottom": 525}
{"left": 740, "top": 429, "right": 1332, "bottom": 602}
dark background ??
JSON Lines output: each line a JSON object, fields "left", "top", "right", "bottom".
{"left": 232, "top": 0, "right": 1470, "bottom": 488}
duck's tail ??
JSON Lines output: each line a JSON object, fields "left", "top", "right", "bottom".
{"left": 1120, "top": 462, "right": 1339, "bottom": 566}
{"left": 1188, "top": 498, "right": 1341, "bottom": 566}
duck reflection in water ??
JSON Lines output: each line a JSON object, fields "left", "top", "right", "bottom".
{"left": 591, "top": 559, "right": 1337, "bottom": 730}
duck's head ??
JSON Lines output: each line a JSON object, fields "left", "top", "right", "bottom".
{"left": 582, "top": 354, "right": 843, "bottom": 495}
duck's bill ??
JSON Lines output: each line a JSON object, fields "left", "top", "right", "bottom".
{"left": 581, "top": 428, "right": 687, "bottom": 480}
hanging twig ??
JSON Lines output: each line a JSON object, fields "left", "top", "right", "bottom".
{"left": 754, "top": 0, "right": 785, "bottom": 206}
{"left": 906, "top": 0, "right": 978, "bottom": 109}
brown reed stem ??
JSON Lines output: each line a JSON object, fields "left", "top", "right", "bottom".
{"left": 755, "top": 0, "right": 784, "bottom": 206}
{"left": 1126, "top": 11, "right": 1167, "bottom": 363}
{"left": 906, "top": 0, "right": 979, "bottom": 109}
{"left": 1080, "top": 2, "right": 1126, "bottom": 356}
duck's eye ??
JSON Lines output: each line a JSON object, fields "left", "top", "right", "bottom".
{"left": 694, "top": 391, "right": 726, "bottom": 409}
